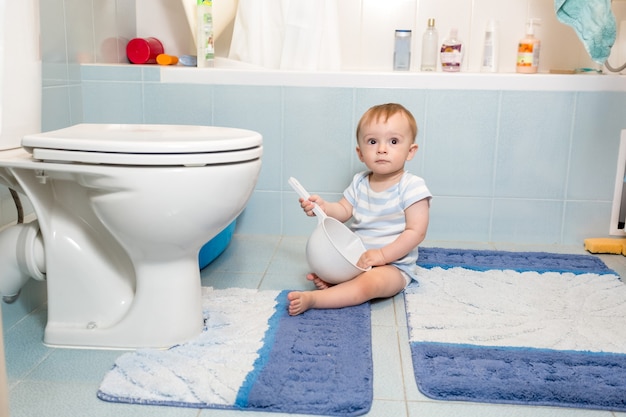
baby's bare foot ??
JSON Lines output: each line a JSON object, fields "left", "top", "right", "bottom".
{"left": 306, "top": 273, "right": 332, "bottom": 290}
{"left": 287, "top": 291, "right": 315, "bottom": 316}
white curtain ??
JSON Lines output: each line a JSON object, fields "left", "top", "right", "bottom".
{"left": 229, "top": 0, "right": 341, "bottom": 71}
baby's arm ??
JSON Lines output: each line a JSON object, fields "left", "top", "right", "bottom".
{"left": 357, "top": 198, "right": 430, "bottom": 268}
{"left": 300, "top": 196, "right": 353, "bottom": 223}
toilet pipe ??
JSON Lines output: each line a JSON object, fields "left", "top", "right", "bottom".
{"left": 0, "top": 221, "right": 45, "bottom": 303}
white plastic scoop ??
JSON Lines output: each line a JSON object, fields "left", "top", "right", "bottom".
{"left": 288, "top": 177, "right": 370, "bottom": 284}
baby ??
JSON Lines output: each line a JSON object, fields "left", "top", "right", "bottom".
{"left": 288, "top": 103, "right": 432, "bottom": 315}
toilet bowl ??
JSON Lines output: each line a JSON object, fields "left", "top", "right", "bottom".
{"left": 0, "top": 123, "right": 262, "bottom": 349}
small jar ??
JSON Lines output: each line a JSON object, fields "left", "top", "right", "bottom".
{"left": 393, "top": 30, "right": 412, "bottom": 71}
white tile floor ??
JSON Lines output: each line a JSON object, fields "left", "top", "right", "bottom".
{"left": 3, "top": 235, "right": 626, "bottom": 417}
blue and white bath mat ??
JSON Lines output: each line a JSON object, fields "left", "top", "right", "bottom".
{"left": 406, "top": 248, "right": 626, "bottom": 412}
{"left": 98, "top": 288, "right": 372, "bottom": 416}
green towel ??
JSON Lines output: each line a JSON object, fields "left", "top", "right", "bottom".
{"left": 555, "top": 0, "right": 617, "bottom": 63}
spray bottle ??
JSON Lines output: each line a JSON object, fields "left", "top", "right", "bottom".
{"left": 516, "top": 18, "right": 541, "bottom": 74}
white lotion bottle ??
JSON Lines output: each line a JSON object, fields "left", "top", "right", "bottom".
{"left": 420, "top": 18, "right": 438, "bottom": 71}
{"left": 481, "top": 20, "right": 498, "bottom": 72}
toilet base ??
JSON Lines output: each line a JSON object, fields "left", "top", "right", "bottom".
{"left": 43, "top": 258, "right": 205, "bottom": 350}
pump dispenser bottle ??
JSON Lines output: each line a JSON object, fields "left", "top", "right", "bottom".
{"left": 516, "top": 19, "right": 541, "bottom": 74}
{"left": 440, "top": 28, "right": 463, "bottom": 72}
{"left": 420, "top": 18, "right": 438, "bottom": 71}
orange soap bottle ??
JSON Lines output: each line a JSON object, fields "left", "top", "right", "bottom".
{"left": 516, "top": 19, "right": 541, "bottom": 74}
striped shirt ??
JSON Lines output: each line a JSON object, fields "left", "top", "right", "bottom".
{"left": 344, "top": 171, "right": 432, "bottom": 280}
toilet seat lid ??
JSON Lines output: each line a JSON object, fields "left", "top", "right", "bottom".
{"left": 22, "top": 124, "right": 262, "bottom": 165}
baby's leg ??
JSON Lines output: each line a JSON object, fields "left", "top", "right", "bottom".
{"left": 288, "top": 265, "right": 406, "bottom": 316}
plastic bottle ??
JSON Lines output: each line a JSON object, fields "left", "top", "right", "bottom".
{"left": 393, "top": 30, "right": 412, "bottom": 71}
{"left": 196, "top": 0, "right": 214, "bottom": 68}
{"left": 516, "top": 18, "right": 541, "bottom": 74}
{"left": 420, "top": 18, "right": 438, "bottom": 71}
{"left": 481, "top": 20, "right": 498, "bottom": 73}
{"left": 156, "top": 54, "right": 179, "bottom": 66}
{"left": 440, "top": 28, "right": 463, "bottom": 72}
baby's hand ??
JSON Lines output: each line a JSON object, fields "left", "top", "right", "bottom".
{"left": 357, "top": 249, "right": 387, "bottom": 268}
{"left": 300, "top": 195, "right": 324, "bottom": 217}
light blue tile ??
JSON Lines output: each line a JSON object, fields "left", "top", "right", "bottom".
{"left": 214, "top": 85, "right": 283, "bottom": 191}
{"left": 4, "top": 307, "right": 52, "bottom": 381}
{"left": 260, "top": 236, "right": 309, "bottom": 290}
{"left": 9, "top": 380, "right": 199, "bottom": 417}
{"left": 142, "top": 82, "right": 213, "bottom": 125}
{"left": 1, "top": 281, "right": 46, "bottom": 331}
{"left": 200, "top": 235, "right": 279, "bottom": 274}
{"left": 201, "top": 270, "right": 264, "bottom": 289}
{"left": 235, "top": 191, "right": 282, "bottom": 235}
{"left": 567, "top": 92, "right": 626, "bottom": 201}
{"left": 28, "top": 348, "right": 123, "bottom": 383}
{"left": 397, "top": 319, "right": 428, "bottom": 403}
{"left": 67, "top": 63, "right": 82, "bottom": 84}
{"left": 423, "top": 90, "right": 499, "bottom": 197}
{"left": 371, "top": 325, "right": 404, "bottom": 401}
{"left": 69, "top": 84, "right": 84, "bottom": 124}
{"left": 367, "top": 399, "right": 407, "bottom": 417}
{"left": 491, "top": 199, "right": 563, "bottom": 244}
{"left": 354, "top": 89, "right": 428, "bottom": 130}
{"left": 198, "top": 407, "right": 318, "bottom": 417}
{"left": 392, "top": 292, "right": 408, "bottom": 328}
{"left": 264, "top": 236, "right": 308, "bottom": 275}
{"left": 407, "top": 399, "right": 614, "bottom": 417}
{"left": 82, "top": 82, "right": 143, "bottom": 123}
{"left": 141, "top": 67, "right": 161, "bottom": 82}
{"left": 81, "top": 64, "right": 143, "bottom": 82}
{"left": 562, "top": 201, "right": 612, "bottom": 245}
{"left": 42, "top": 63, "right": 69, "bottom": 87}
{"left": 260, "top": 273, "right": 311, "bottom": 291}
{"left": 283, "top": 87, "right": 355, "bottom": 193}
{"left": 426, "top": 196, "right": 492, "bottom": 242}
{"left": 42, "top": 87, "right": 72, "bottom": 131}
{"left": 496, "top": 91, "right": 574, "bottom": 199}
{"left": 370, "top": 296, "right": 396, "bottom": 328}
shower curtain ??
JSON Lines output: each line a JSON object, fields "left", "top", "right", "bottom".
{"left": 228, "top": 0, "right": 341, "bottom": 71}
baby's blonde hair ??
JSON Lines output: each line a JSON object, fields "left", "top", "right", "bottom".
{"left": 356, "top": 103, "right": 417, "bottom": 143}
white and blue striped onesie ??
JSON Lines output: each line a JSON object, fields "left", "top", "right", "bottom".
{"left": 343, "top": 171, "right": 432, "bottom": 282}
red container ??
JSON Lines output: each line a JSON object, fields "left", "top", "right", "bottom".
{"left": 126, "top": 37, "right": 164, "bottom": 64}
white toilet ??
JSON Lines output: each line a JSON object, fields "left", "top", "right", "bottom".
{"left": 0, "top": 1, "right": 262, "bottom": 349}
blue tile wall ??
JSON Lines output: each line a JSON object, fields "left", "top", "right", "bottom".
{"left": 56, "top": 66, "right": 624, "bottom": 244}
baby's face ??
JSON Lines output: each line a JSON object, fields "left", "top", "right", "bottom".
{"left": 356, "top": 112, "right": 417, "bottom": 176}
